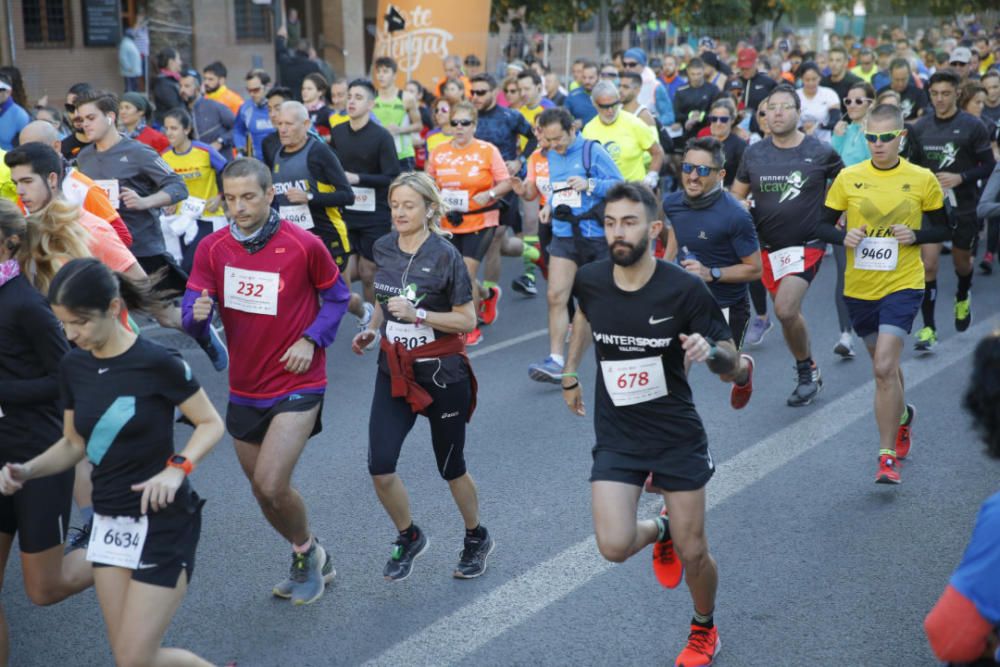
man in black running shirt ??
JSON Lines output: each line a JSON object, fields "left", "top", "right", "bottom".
{"left": 909, "top": 70, "right": 995, "bottom": 351}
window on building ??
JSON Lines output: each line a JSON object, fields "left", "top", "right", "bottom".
{"left": 234, "top": 0, "right": 272, "bottom": 42}
{"left": 23, "top": 0, "right": 70, "bottom": 48}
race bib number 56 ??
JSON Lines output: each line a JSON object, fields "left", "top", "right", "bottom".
{"left": 87, "top": 514, "right": 148, "bottom": 569}
{"left": 769, "top": 246, "right": 805, "bottom": 281}
{"left": 599, "top": 356, "right": 668, "bottom": 407}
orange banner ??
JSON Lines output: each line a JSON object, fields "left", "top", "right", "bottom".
{"left": 373, "top": 0, "right": 491, "bottom": 90}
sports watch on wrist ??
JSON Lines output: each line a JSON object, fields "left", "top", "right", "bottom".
{"left": 414, "top": 308, "right": 428, "bottom": 325}
{"left": 167, "top": 455, "right": 194, "bottom": 476}
{"left": 710, "top": 267, "right": 722, "bottom": 282}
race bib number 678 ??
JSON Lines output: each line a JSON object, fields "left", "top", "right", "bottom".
{"left": 599, "top": 356, "right": 668, "bottom": 407}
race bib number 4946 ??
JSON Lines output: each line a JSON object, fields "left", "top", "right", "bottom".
{"left": 599, "top": 356, "right": 668, "bottom": 407}
{"left": 279, "top": 205, "right": 315, "bottom": 230}
{"left": 87, "top": 514, "right": 148, "bottom": 569}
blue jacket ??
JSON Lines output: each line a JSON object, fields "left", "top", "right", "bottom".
{"left": 566, "top": 88, "right": 597, "bottom": 125}
{"left": 0, "top": 99, "right": 29, "bottom": 151}
{"left": 830, "top": 122, "right": 870, "bottom": 167}
{"left": 233, "top": 99, "right": 274, "bottom": 158}
{"left": 654, "top": 84, "right": 675, "bottom": 126}
{"left": 546, "top": 135, "right": 623, "bottom": 238}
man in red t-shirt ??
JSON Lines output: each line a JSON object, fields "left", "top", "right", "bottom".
{"left": 183, "top": 157, "right": 350, "bottom": 606}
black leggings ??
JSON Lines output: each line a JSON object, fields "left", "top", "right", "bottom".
{"left": 368, "top": 371, "right": 472, "bottom": 481}
{"left": 986, "top": 218, "right": 1000, "bottom": 257}
{"left": 749, "top": 280, "right": 768, "bottom": 317}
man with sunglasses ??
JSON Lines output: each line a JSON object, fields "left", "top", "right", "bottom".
{"left": 908, "top": 69, "right": 995, "bottom": 352}
{"left": 816, "top": 103, "right": 949, "bottom": 483}
{"left": 663, "top": 137, "right": 760, "bottom": 410}
{"left": 468, "top": 73, "right": 540, "bottom": 315}
{"left": 61, "top": 83, "right": 95, "bottom": 164}
{"left": 234, "top": 69, "right": 275, "bottom": 159}
{"left": 622, "top": 47, "right": 674, "bottom": 127}
{"left": 948, "top": 47, "right": 975, "bottom": 83}
{"left": 731, "top": 84, "right": 844, "bottom": 407}
{"left": 583, "top": 81, "right": 663, "bottom": 190}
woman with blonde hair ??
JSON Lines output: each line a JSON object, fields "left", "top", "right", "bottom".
{"left": 352, "top": 171, "right": 493, "bottom": 583}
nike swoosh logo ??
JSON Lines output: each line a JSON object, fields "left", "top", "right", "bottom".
{"left": 649, "top": 316, "right": 674, "bottom": 325}
{"left": 98, "top": 368, "right": 110, "bottom": 374}
{"left": 137, "top": 562, "right": 158, "bottom": 570}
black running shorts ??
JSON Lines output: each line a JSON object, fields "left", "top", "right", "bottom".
{"left": 0, "top": 468, "right": 73, "bottom": 553}
{"left": 226, "top": 393, "right": 324, "bottom": 445}
{"left": 590, "top": 442, "right": 715, "bottom": 492}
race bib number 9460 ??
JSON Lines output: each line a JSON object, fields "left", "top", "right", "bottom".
{"left": 599, "top": 356, "right": 668, "bottom": 407}
{"left": 87, "top": 514, "right": 148, "bottom": 569}
{"left": 854, "top": 237, "right": 898, "bottom": 271}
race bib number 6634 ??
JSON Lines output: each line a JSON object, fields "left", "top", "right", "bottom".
{"left": 87, "top": 514, "right": 148, "bottom": 569}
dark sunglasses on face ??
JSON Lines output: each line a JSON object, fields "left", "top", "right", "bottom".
{"left": 844, "top": 97, "right": 871, "bottom": 106}
{"left": 505, "top": 89, "right": 517, "bottom": 95}
{"left": 950, "top": 61, "right": 968, "bottom": 67}
{"left": 623, "top": 61, "right": 641, "bottom": 67}
{"left": 864, "top": 129, "right": 903, "bottom": 143}
{"left": 470, "top": 89, "right": 491, "bottom": 97}
{"left": 708, "top": 115, "right": 731, "bottom": 123}
{"left": 451, "top": 119, "right": 474, "bottom": 127}
{"left": 596, "top": 100, "right": 621, "bottom": 110}
{"left": 64, "top": 103, "right": 76, "bottom": 113}
{"left": 681, "top": 162, "right": 720, "bottom": 177}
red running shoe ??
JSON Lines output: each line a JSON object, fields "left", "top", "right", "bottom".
{"left": 652, "top": 505, "right": 683, "bottom": 589}
{"left": 675, "top": 624, "right": 720, "bottom": 667}
{"left": 730, "top": 354, "right": 754, "bottom": 410}
{"left": 465, "top": 327, "right": 483, "bottom": 346}
{"left": 875, "top": 453, "right": 901, "bottom": 484}
{"left": 895, "top": 403, "right": 915, "bottom": 459}
{"left": 479, "top": 286, "right": 501, "bottom": 325}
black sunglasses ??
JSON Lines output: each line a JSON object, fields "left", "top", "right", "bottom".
{"left": 64, "top": 103, "right": 76, "bottom": 113}
{"left": 707, "top": 115, "right": 731, "bottom": 123}
{"left": 451, "top": 119, "right": 474, "bottom": 127}
{"left": 596, "top": 100, "right": 621, "bottom": 110}
{"left": 950, "top": 61, "right": 968, "bottom": 66}
{"left": 623, "top": 60, "right": 641, "bottom": 67}
{"left": 470, "top": 89, "right": 491, "bottom": 97}
{"left": 681, "top": 162, "right": 720, "bottom": 177}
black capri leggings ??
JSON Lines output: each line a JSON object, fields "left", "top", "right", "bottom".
{"left": 368, "top": 370, "right": 472, "bottom": 481}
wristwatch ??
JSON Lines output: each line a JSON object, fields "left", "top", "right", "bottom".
{"left": 488, "top": 189, "right": 497, "bottom": 200}
{"left": 414, "top": 308, "right": 428, "bottom": 325}
{"left": 306, "top": 192, "right": 314, "bottom": 202}
{"left": 167, "top": 454, "right": 195, "bottom": 476}
{"left": 710, "top": 267, "right": 722, "bottom": 282}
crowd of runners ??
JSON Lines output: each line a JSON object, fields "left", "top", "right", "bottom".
{"left": 0, "top": 14, "right": 999, "bottom": 667}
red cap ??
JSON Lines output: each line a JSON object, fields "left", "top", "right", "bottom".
{"left": 737, "top": 48, "right": 758, "bottom": 68}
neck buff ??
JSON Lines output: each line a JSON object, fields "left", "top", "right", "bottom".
{"left": 229, "top": 209, "right": 281, "bottom": 254}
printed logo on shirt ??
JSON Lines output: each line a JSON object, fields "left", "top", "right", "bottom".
{"left": 697, "top": 231, "right": 708, "bottom": 240}
{"left": 402, "top": 283, "right": 426, "bottom": 306}
{"left": 937, "top": 142, "right": 958, "bottom": 169}
{"left": 779, "top": 170, "right": 808, "bottom": 203}
{"left": 900, "top": 98, "right": 914, "bottom": 119}
{"left": 274, "top": 180, "right": 310, "bottom": 195}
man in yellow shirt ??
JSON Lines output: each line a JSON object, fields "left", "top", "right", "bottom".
{"left": 817, "top": 103, "right": 948, "bottom": 485}
{"left": 582, "top": 80, "right": 663, "bottom": 187}
{"left": 850, "top": 48, "right": 878, "bottom": 84}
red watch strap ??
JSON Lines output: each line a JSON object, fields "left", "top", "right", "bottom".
{"left": 167, "top": 456, "right": 194, "bottom": 475}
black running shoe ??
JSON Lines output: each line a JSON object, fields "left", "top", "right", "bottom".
{"left": 384, "top": 528, "right": 429, "bottom": 582}
{"left": 64, "top": 516, "right": 92, "bottom": 554}
{"left": 453, "top": 529, "right": 495, "bottom": 579}
{"left": 787, "top": 361, "right": 822, "bottom": 407}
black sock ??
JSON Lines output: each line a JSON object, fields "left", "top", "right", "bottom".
{"left": 692, "top": 610, "right": 714, "bottom": 629}
{"left": 796, "top": 356, "right": 813, "bottom": 369}
{"left": 466, "top": 524, "right": 487, "bottom": 539}
{"left": 399, "top": 524, "right": 419, "bottom": 542}
{"left": 922, "top": 280, "right": 937, "bottom": 329}
{"left": 956, "top": 272, "right": 972, "bottom": 301}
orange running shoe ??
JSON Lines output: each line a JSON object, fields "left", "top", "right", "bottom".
{"left": 479, "top": 286, "right": 501, "bottom": 325}
{"left": 675, "top": 624, "right": 720, "bottom": 667}
{"left": 729, "top": 354, "right": 754, "bottom": 410}
{"left": 895, "top": 403, "right": 915, "bottom": 459}
{"left": 465, "top": 327, "right": 483, "bottom": 347}
{"left": 652, "top": 506, "right": 683, "bottom": 589}
{"left": 875, "top": 453, "right": 901, "bottom": 484}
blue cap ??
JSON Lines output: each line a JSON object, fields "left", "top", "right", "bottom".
{"left": 623, "top": 48, "right": 647, "bottom": 66}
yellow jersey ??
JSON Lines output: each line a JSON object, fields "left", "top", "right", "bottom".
{"left": 825, "top": 158, "right": 944, "bottom": 300}
{"left": 582, "top": 110, "right": 656, "bottom": 182}
{"left": 161, "top": 141, "right": 227, "bottom": 216}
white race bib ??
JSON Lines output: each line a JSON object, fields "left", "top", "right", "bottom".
{"left": 722, "top": 307, "right": 730, "bottom": 324}
{"left": 346, "top": 187, "right": 376, "bottom": 212}
{"left": 536, "top": 176, "right": 552, "bottom": 199}
{"left": 95, "top": 179, "right": 120, "bottom": 209}
{"left": 223, "top": 266, "right": 280, "bottom": 316}
{"left": 769, "top": 246, "right": 805, "bottom": 281}
{"left": 551, "top": 182, "right": 582, "bottom": 208}
{"left": 179, "top": 196, "right": 207, "bottom": 220}
{"left": 600, "top": 356, "right": 668, "bottom": 407}
{"left": 944, "top": 188, "right": 957, "bottom": 208}
{"left": 854, "top": 237, "right": 899, "bottom": 271}
{"left": 87, "top": 514, "right": 148, "bottom": 569}
{"left": 441, "top": 189, "right": 469, "bottom": 213}
{"left": 280, "top": 205, "right": 315, "bottom": 230}
{"left": 385, "top": 320, "right": 436, "bottom": 350}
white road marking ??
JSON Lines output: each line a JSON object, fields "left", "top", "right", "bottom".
{"left": 361, "top": 317, "right": 998, "bottom": 667}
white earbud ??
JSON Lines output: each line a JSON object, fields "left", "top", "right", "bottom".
{"left": 425, "top": 210, "right": 435, "bottom": 219}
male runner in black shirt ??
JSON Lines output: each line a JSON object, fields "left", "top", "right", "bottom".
{"left": 561, "top": 182, "right": 736, "bottom": 667}
{"left": 909, "top": 70, "right": 995, "bottom": 351}
{"left": 330, "top": 79, "right": 400, "bottom": 313}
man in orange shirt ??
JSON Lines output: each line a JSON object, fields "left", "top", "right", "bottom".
{"left": 19, "top": 120, "right": 132, "bottom": 247}
{"left": 435, "top": 55, "right": 472, "bottom": 99}
{"left": 203, "top": 61, "right": 245, "bottom": 116}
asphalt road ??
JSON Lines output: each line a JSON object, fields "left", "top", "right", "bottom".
{"left": 7, "top": 250, "right": 1000, "bottom": 667}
